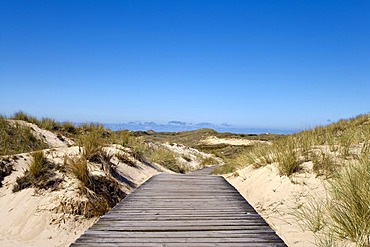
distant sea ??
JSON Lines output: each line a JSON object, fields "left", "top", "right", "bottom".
{"left": 102, "top": 122, "right": 298, "bottom": 135}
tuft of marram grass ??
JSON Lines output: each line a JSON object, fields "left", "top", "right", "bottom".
{"left": 243, "top": 144, "right": 274, "bottom": 168}
{"left": 212, "top": 162, "right": 239, "bottom": 174}
{"left": 0, "top": 115, "right": 48, "bottom": 155}
{"left": 129, "top": 139, "right": 148, "bottom": 162}
{"left": 294, "top": 151, "right": 370, "bottom": 246}
{"left": 293, "top": 196, "right": 326, "bottom": 233}
{"left": 61, "top": 121, "right": 77, "bottom": 134}
{"left": 39, "top": 117, "right": 60, "bottom": 131}
{"left": 112, "top": 130, "right": 132, "bottom": 147}
{"left": 78, "top": 123, "right": 106, "bottom": 135}
{"left": 12, "top": 111, "right": 39, "bottom": 125}
{"left": 273, "top": 137, "right": 301, "bottom": 176}
{"left": 64, "top": 155, "right": 126, "bottom": 218}
{"left": 78, "top": 130, "right": 105, "bottom": 162}
{"left": 66, "top": 157, "right": 90, "bottom": 187}
{"left": 327, "top": 154, "right": 370, "bottom": 245}
{"left": 200, "top": 156, "right": 218, "bottom": 168}
{"left": 13, "top": 151, "right": 62, "bottom": 192}
{"left": 311, "top": 151, "right": 338, "bottom": 177}
{"left": 29, "top": 151, "right": 47, "bottom": 178}
{"left": 147, "top": 146, "right": 186, "bottom": 173}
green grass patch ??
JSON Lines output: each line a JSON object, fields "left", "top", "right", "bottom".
{"left": 327, "top": 155, "right": 370, "bottom": 245}
{"left": 147, "top": 146, "right": 187, "bottom": 173}
{"left": 0, "top": 115, "right": 48, "bottom": 155}
{"left": 212, "top": 162, "right": 239, "bottom": 174}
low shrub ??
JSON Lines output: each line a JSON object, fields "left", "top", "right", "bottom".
{"left": 13, "top": 151, "right": 62, "bottom": 192}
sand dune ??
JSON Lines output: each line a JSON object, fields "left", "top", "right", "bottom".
{"left": 0, "top": 145, "right": 161, "bottom": 246}
{"left": 202, "top": 136, "right": 267, "bottom": 146}
{"left": 0, "top": 123, "right": 162, "bottom": 246}
{"left": 0, "top": 123, "right": 217, "bottom": 246}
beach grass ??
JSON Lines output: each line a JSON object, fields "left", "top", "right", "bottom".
{"left": 0, "top": 115, "right": 48, "bottom": 155}
{"left": 13, "top": 151, "right": 62, "bottom": 192}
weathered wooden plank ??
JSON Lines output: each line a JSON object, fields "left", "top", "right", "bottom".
{"left": 76, "top": 237, "right": 284, "bottom": 243}
{"left": 88, "top": 225, "right": 272, "bottom": 231}
{"left": 110, "top": 208, "right": 254, "bottom": 211}
{"left": 93, "top": 221, "right": 269, "bottom": 228}
{"left": 70, "top": 172, "right": 287, "bottom": 246}
{"left": 101, "top": 215, "right": 262, "bottom": 221}
{"left": 81, "top": 229, "right": 277, "bottom": 237}
{"left": 102, "top": 211, "right": 259, "bottom": 216}
{"left": 72, "top": 243, "right": 287, "bottom": 247}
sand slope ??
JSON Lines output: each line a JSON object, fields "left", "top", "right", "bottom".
{"left": 225, "top": 164, "right": 327, "bottom": 246}
{"left": 8, "top": 120, "right": 74, "bottom": 148}
{"left": 0, "top": 145, "right": 161, "bottom": 247}
{"left": 0, "top": 123, "right": 163, "bottom": 246}
{"left": 201, "top": 136, "right": 268, "bottom": 146}
{"left": 0, "top": 124, "right": 220, "bottom": 246}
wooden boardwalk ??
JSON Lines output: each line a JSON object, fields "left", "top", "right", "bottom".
{"left": 71, "top": 169, "right": 287, "bottom": 246}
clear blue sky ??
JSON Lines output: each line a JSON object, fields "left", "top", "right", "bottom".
{"left": 1, "top": 0, "right": 369, "bottom": 130}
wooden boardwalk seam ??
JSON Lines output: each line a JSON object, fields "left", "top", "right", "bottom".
{"left": 71, "top": 168, "right": 287, "bottom": 246}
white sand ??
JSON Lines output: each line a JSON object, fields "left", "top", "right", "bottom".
{"left": 202, "top": 136, "right": 267, "bottom": 146}
{"left": 162, "top": 143, "right": 219, "bottom": 170}
{"left": 225, "top": 163, "right": 327, "bottom": 246}
{"left": 4, "top": 123, "right": 327, "bottom": 246}
{"left": 0, "top": 146, "right": 161, "bottom": 246}
{"left": 0, "top": 123, "right": 163, "bottom": 247}
{"left": 0, "top": 123, "right": 224, "bottom": 246}
{"left": 8, "top": 120, "right": 74, "bottom": 148}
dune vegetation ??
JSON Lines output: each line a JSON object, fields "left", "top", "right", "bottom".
{"left": 216, "top": 114, "right": 370, "bottom": 246}
{"left": 1, "top": 112, "right": 216, "bottom": 218}
{"left": 0, "top": 113, "right": 173, "bottom": 217}
{"left": 0, "top": 115, "right": 48, "bottom": 155}
{"left": 5, "top": 111, "right": 369, "bottom": 245}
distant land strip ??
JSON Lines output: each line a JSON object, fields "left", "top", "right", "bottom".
{"left": 77, "top": 122, "right": 297, "bottom": 134}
